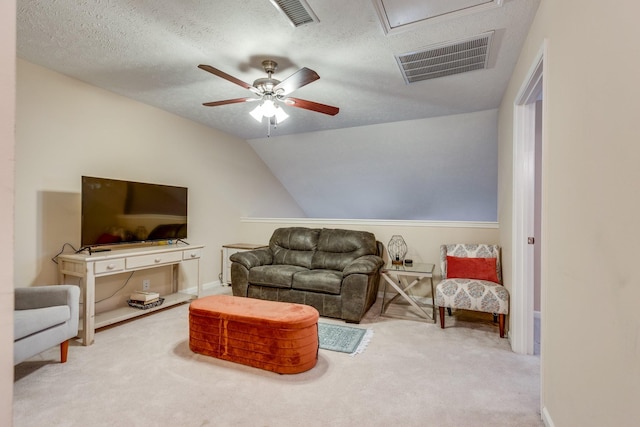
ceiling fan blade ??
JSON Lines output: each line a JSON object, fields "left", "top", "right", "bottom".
{"left": 202, "top": 97, "right": 256, "bottom": 107}
{"left": 198, "top": 64, "right": 261, "bottom": 94}
{"left": 284, "top": 97, "right": 339, "bottom": 116}
{"left": 274, "top": 67, "right": 320, "bottom": 95}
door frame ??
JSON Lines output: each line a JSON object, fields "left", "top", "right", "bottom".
{"left": 511, "top": 40, "right": 547, "bottom": 355}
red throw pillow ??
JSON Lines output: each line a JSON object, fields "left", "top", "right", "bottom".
{"left": 446, "top": 256, "right": 499, "bottom": 283}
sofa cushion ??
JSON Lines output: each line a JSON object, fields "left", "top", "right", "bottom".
{"left": 292, "top": 270, "right": 343, "bottom": 295}
{"left": 343, "top": 255, "right": 385, "bottom": 276}
{"left": 14, "top": 306, "right": 71, "bottom": 341}
{"left": 249, "top": 265, "right": 309, "bottom": 289}
{"left": 311, "top": 228, "right": 378, "bottom": 271}
{"left": 270, "top": 227, "right": 320, "bottom": 268}
{"left": 436, "top": 278, "right": 509, "bottom": 314}
{"left": 230, "top": 248, "right": 273, "bottom": 270}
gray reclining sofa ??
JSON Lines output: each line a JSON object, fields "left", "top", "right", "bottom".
{"left": 230, "top": 227, "right": 384, "bottom": 323}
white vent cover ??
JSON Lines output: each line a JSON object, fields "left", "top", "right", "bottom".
{"left": 269, "top": 0, "right": 319, "bottom": 27}
{"left": 396, "top": 31, "right": 494, "bottom": 83}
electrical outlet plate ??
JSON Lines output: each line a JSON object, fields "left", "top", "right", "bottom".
{"left": 142, "top": 279, "right": 150, "bottom": 290}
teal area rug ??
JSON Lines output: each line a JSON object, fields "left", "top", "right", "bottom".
{"left": 318, "top": 323, "right": 373, "bottom": 356}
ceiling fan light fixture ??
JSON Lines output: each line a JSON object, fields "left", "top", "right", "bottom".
{"left": 261, "top": 98, "right": 277, "bottom": 117}
{"left": 274, "top": 105, "right": 289, "bottom": 123}
{"left": 250, "top": 104, "right": 265, "bottom": 122}
{"left": 199, "top": 59, "right": 339, "bottom": 129}
{"left": 250, "top": 99, "right": 289, "bottom": 123}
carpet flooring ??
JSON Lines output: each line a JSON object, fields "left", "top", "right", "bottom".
{"left": 13, "top": 293, "right": 542, "bottom": 427}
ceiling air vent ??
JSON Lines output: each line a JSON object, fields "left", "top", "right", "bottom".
{"left": 269, "top": 0, "right": 319, "bottom": 27}
{"left": 396, "top": 31, "right": 494, "bottom": 84}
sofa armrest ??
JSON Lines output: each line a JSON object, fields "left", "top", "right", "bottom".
{"left": 15, "top": 285, "right": 80, "bottom": 311}
{"left": 229, "top": 248, "right": 273, "bottom": 270}
{"left": 343, "top": 255, "right": 384, "bottom": 276}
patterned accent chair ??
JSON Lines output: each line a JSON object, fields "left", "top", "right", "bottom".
{"left": 435, "top": 244, "right": 509, "bottom": 337}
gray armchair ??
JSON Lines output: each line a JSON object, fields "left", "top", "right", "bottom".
{"left": 14, "top": 285, "right": 80, "bottom": 365}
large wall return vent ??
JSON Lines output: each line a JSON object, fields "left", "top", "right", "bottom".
{"left": 396, "top": 31, "right": 495, "bottom": 84}
{"left": 269, "top": 0, "right": 319, "bottom": 27}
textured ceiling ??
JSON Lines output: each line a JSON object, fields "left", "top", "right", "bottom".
{"left": 16, "top": 0, "right": 540, "bottom": 141}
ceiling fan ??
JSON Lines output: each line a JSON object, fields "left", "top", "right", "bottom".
{"left": 198, "top": 60, "right": 339, "bottom": 124}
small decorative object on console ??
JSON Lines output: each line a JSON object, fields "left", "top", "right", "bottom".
{"left": 129, "top": 291, "right": 159, "bottom": 302}
{"left": 387, "top": 235, "right": 408, "bottom": 265}
{"left": 128, "top": 291, "right": 162, "bottom": 309}
{"left": 127, "top": 297, "right": 165, "bottom": 310}
{"left": 404, "top": 259, "right": 413, "bottom": 266}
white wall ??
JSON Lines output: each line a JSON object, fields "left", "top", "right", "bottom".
{"left": 1, "top": 1, "right": 16, "bottom": 423}
{"left": 15, "top": 59, "right": 305, "bottom": 291}
{"left": 249, "top": 109, "right": 499, "bottom": 221}
{"left": 498, "top": 0, "right": 640, "bottom": 425}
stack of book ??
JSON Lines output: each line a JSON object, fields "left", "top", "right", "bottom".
{"left": 128, "top": 291, "right": 163, "bottom": 309}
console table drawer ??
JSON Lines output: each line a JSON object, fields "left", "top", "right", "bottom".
{"left": 183, "top": 248, "right": 202, "bottom": 260}
{"left": 126, "top": 251, "right": 183, "bottom": 269}
{"left": 94, "top": 259, "right": 125, "bottom": 275}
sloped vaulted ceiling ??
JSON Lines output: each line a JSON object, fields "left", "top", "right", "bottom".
{"left": 16, "top": 0, "right": 540, "bottom": 220}
{"left": 250, "top": 109, "right": 499, "bottom": 221}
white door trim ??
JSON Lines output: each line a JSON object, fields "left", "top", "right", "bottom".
{"left": 511, "top": 40, "right": 547, "bottom": 355}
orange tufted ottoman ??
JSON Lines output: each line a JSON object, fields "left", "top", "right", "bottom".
{"left": 189, "top": 295, "right": 319, "bottom": 374}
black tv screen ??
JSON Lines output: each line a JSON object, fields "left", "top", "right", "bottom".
{"left": 81, "top": 176, "right": 188, "bottom": 247}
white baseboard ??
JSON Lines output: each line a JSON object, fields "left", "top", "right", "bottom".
{"left": 542, "top": 407, "right": 554, "bottom": 427}
{"left": 184, "top": 281, "right": 231, "bottom": 296}
{"left": 205, "top": 282, "right": 233, "bottom": 295}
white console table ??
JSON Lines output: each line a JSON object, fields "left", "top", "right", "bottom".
{"left": 57, "top": 243, "right": 203, "bottom": 346}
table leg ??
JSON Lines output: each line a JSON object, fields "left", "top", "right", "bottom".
{"left": 380, "top": 274, "right": 390, "bottom": 315}
{"left": 82, "top": 274, "right": 95, "bottom": 346}
{"left": 381, "top": 273, "right": 433, "bottom": 321}
{"left": 429, "top": 277, "right": 435, "bottom": 322}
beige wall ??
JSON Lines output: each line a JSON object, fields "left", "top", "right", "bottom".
{"left": 1, "top": 1, "right": 15, "bottom": 423}
{"left": 15, "top": 59, "right": 305, "bottom": 291}
{"left": 238, "top": 219, "right": 499, "bottom": 279}
{"left": 498, "top": 0, "right": 640, "bottom": 424}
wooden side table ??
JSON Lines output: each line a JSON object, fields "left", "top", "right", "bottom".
{"left": 380, "top": 262, "right": 436, "bottom": 323}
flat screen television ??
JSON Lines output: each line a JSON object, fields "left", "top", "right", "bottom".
{"left": 81, "top": 176, "right": 188, "bottom": 248}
